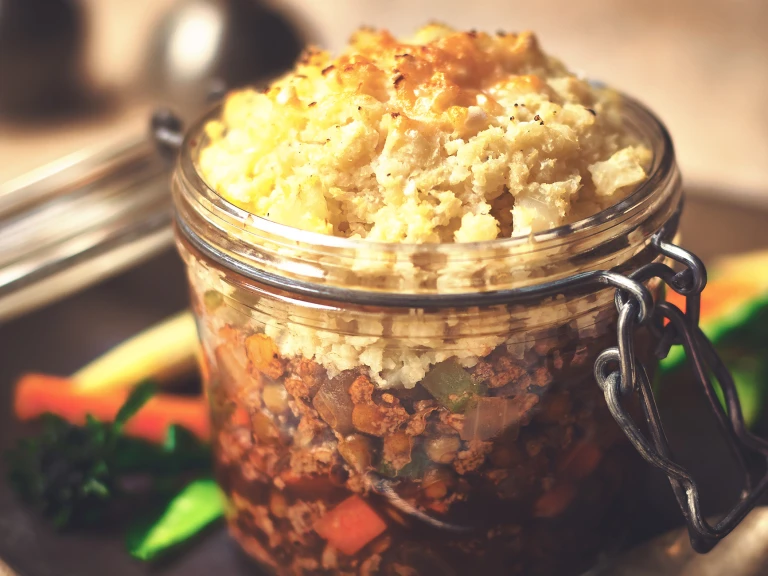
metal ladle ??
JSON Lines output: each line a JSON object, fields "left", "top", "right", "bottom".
{"left": 0, "top": 0, "right": 305, "bottom": 320}
{"left": 0, "top": 0, "right": 305, "bottom": 121}
{"left": 143, "top": 0, "right": 305, "bottom": 120}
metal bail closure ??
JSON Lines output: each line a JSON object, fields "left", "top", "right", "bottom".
{"left": 151, "top": 109, "right": 184, "bottom": 160}
{"left": 150, "top": 81, "right": 227, "bottom": 161}
{"left": 594, "top": 226, "right": 768, "bottom": 554}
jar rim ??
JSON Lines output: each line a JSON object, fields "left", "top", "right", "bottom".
{"left": 173, "top": 92, "right": 681, "bottom": 305}
{"left": 179, "top": 93, "right": 674, "bottom": 253}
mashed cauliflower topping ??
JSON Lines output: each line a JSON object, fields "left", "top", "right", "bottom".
{"left": 191, "top": 25, "right": 658, "bottom": 388}
{"left": 199, "top": 24, "right": 651, "bottom": 242}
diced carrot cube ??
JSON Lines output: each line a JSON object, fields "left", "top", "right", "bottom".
{"left": 313, "top": 495, "right": 387, "bottom": 556}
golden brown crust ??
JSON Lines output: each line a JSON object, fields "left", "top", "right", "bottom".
{"left": 199, "top": 24, "right": 650, "bottom": 242}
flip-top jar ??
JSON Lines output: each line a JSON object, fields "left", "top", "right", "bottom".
{"left": 171, "top": 90, "right": 680, "bottom": 575}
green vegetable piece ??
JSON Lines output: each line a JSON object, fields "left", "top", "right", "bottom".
{"left": 6, "top": 413, "right": 115, "bottom": 529}
{"left": 113, "top": 424, "right": 211, "bottom": 477}
{"left": 378, "top": 449, "right": 430, "bottom": 479}
{"left": 127, "top": 479, "right": 224, "bottom": 561}
{"left": 203, "top": 290, "right": 224, "bottom": 312}
{"left": 657, "top": 348, "right": 766, "bottom": 430}
{"left": 660, "top": 296, "right": 768, "bottom": 373}
{"left": 713, "top": 357, "right": 766, "bottom": 429}
{"left": 421, "top": 359, "right": 481, "bottom": 413}
{"left": 657, "top": 294, "right": 768, "bottom": 430}
{"left": 114, "top": 381, "right": 157, "bottom": 433}
{"left": 6, "top": 381, "right": 210, "bottom": 534}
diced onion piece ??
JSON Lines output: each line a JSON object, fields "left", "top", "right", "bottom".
{"left": 382, "top": 431, "right": 413, "bottom": 472}
{"left": 215, "top": 344, "right": 260, "bottom": 396}
{"left": 251, "top": 412, "right": 280, "bottom": 444}
{"left": 424, "top": 435, "right": 461, "bottom": 463}
{"left": 460, "top": 397, "right": 531, "bottom": 442}
{"left": 338, "top": 434, "right": 374, "bottom": 473}
{"left": 245, "top": 334, "right": 285, "bottom": 379}
{"left": 313, "top": 373, "right": 356, "bottom": 434}
{"left": 262, "top": 384, "right": 289, "bottom": 414}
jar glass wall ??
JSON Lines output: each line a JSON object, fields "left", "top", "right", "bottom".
{"left": 172, "top": 96, "right": 681, "bottom": 576}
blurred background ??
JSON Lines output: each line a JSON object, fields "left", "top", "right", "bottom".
{"left": 1, "top": 0, "right": 767, "bottom": 199}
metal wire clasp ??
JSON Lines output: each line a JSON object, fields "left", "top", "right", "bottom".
{"left": 593, "top": 228, "right": 768, "bottom": 553}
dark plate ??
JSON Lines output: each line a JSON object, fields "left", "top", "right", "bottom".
{"left": 1, "top": 193, "right": 768, "bottom": 576}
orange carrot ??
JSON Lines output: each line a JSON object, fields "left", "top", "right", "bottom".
{"left": 14, "top": 374, "right": 210, "bottom": 444}
{"left": 664, "top": 287, "right": 687, "bottom": 314}
{"left": 665, "top": 280, "right": 762, "bottom": 320}
{"left": 231, "top": 406, "right": 251, "bottom": 427}
{"left": 313, "top": 495, "right": 387, "bottom": 555}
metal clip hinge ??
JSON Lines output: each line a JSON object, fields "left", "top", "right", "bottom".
{"left": 594, "top": 227, "right": 768, "bottom": 553}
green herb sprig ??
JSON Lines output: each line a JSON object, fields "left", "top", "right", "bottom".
{"left": 6, "top": 381, "right": 223, "bottom": 560}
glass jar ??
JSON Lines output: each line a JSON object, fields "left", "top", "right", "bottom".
{"left": 171, "top": 95, "right": 680, "bottom": 576}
